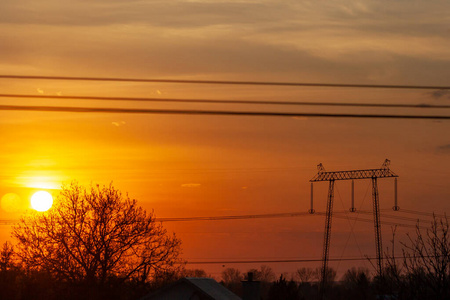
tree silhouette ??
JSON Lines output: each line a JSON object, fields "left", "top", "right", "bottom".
{"left": 12, "top": 182, "right": 182, "bottom": 289}
{"left": 0, "top": 241, "right": 20, "bottom": 300}
{"left": 295, "top": 267, "right": 315, "bottom": 284}
{"left": 341, "top": 267, "right": 372, "bottom": 299}
{"left": 268, "top": 275, "right": 300, "bottom": 300}
{"left": 0, "top": 242, "right": 15, "bottom": 272}
{"left": 222, "top": 267, "right": 243, "bottom": 285}
{"left": 245, "top": 265, "right": 276, "bottom": 283}
{"left": 383, "top": 215, "right": 450, "bottom": 299}
{"left": 181, "top": 268, "right": 210, "bottom": 278}
{"left": 221, "top": 267, "right": 243, "bottom": 296}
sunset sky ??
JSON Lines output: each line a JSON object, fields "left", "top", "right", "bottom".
{"left": 1, "top": 0, "right": 449, "bottom": 278}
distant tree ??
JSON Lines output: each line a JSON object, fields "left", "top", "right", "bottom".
{"left": 0, "top": 241, "right": 15, "bottom": 272}
{"left": 244, "top": 265, "right": 276, "bottom": 299}
{"left": 294, "top": 268, "right": 319, "bottom": 300}
{"left": 0, "top": 241, "right": 21, "bottom": 300}
{"left": 268, "top": 274, "right": 300, "bottom": 300}
{"left": 221, "top": 267, "right": 243, "bottom": 296}
{"left": 341, "top": 267, "right": 372, "bottom": 300}
{"left": 222, "top": 267, "right": 243, "bottom": 284}
{"left": 260, "top": 265, "right": 277, "bottom": 282}
{"left": 12, "top": 182, "right": 182, "bottom": 291}
{"left": 341, "top": 267, "right": 370, "bottom": 285}
{"left": 316, "top": 266, "right": 336, "bottom": 283}
{"left": 245, "top": 265, "right": 276, "bottom": 282}
{"left": 181, "top": 268, "right": 210, "bottom": 278}
{"left": 295, "top": 267, "right": 315, "bottom": 284}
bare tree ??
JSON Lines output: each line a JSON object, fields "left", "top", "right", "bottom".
{"left": 181, "top": 268, "right": 211, "bottom": 278}
{"left": 221, "top": 267, "right": 243, "bottom": 296}
{"left": 295, "top": 267, "right": 315, "bottom": 284}
{"left": 0, "top": 241, "right": 21, "bottom": 300}
{"left": 383, "top": 216, "right": 450, "bottom": 300}
{"left": 341, "top": 267, "right": 371, "bottom": 299}
{"left": 401, "top": 216, "right": 450, "bottom": 299}
{"left": 222, "top": 267, "right": 243, "bottom": 284}
{"left": 0, "top": 242, "right": 15, "bottom": 272}
{"left": 245, "top": 265, "right": 276, "bottom": 282}
{"left": 12, "top": 182, "right": 182, "bottom": 287}
{"left": 315, "top": 266, "right": 336, "bottom": 283}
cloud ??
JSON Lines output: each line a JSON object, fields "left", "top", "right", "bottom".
{"left": 112, "top": 121, "right": 126, "bottom": 127}
{"left": 430, "top": 90, "right": 450, "bottom": 100}
{"left": 0, "top": 0, "right": 286, "bottom": 28}
{"left": 436, "top": 144, "right": 450, "bottom": 153}
{"left": 181, "top": 183, "right": 201, "bottom": 188}
{"left": 1, "top": 0, "right": 450, "bottom": 86}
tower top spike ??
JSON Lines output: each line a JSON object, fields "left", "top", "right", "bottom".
{"left": 317, "top": 163, "right": 326, "bottom": 173}
{"left": 381, "top": 159, "right": 391, "bottom": 169}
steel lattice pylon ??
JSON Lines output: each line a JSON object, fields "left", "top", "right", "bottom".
{"left": 372, "top": 178, "right": 383, "bottom": 275}
{"left": 310, "top": 159, "right": 398, "bottom": 299}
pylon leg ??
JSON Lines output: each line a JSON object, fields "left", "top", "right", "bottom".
{"left": 321, "top": 180, "right": 335, "bottom": 298}
{"left": 372, "top": 177, "right": 383, "bottom": 277}
{"left": 309, "top": 183, "right": 315, "bottom": 214}
{"left": 350, "top": 180, "right": 356, "bottom": 212}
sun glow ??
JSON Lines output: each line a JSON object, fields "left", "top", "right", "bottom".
{"left": 31, "top": 191, "right": 53, "bottom": 212}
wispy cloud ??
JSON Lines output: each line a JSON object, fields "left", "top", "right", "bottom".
{"left": 436, "top": 144, "right": 450, "bottom": 153}
{"left": 112, "top": 121, "right": 126, "bottom": 127}
{"left": 430, "top": 90, "right": 450, "bottom": 100}
{"left": 1, "top": 0, "right": 449, "bottom": 85}
{"left": 181, "top": 183, "right": 201, "bottom": 188}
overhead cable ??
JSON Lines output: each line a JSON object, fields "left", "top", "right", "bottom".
{"left": 1, "top": 93, "right": 448, "bottom": 109}
{"left": 0, "top": 105, "right": 448, "bottom": 120}
{"left": 1, "top": 209, "right": 442, "bottom": 227}
{"left": 1, "top": 74, "right": 449, "bottom": 90}
{"left": 396, "top": 209, "right": 449, "bottom": 219}
{"left": 186, "top": 255, "right": 450, "bottom": 265}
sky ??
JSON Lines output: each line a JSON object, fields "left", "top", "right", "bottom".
{"left": 0, "top": 0, "right": 449, "bottom": 279}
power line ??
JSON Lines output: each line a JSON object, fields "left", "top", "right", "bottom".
{"left": 398, "top": 209, "right": 449, "bottom": 219}
{"left": 0, "top": 105, "right": 448, "bottom": 120}
{"left": 156, "top": 210, "right": 420, "bottom": 229}
{"left": 186, "top": 257, "right": 365, "bottom": 264}
{"left": 1, "top": 208, "right": 438, "bottom": 227}
{"left": 357, "top": 211, "right": 423, "bottom": 223}
{"left": 156, "top": 211, "right": 312, "bottom": 222}
{"left": 1, "top": 74, "right": 449, "bottom": 90}
{"left": 185, "top": 255, "right": 450, "bottom": 265}
{"left": 0, "top": 210, "right": 421, "bottom": 228}
{"left": 314, "top": 212, "right": 419, "bottom": 229}
{"left": 1, "top": 93, "right": 449, "bottom": 109}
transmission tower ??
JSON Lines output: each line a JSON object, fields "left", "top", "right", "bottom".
{"left": 309, "top": 159, "right": 398, "bottom": 297}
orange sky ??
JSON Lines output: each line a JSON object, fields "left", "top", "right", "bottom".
{"left": 1, "top": 0, "right": 449, "bottom": 278}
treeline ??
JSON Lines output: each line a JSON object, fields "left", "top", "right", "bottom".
{"left": 2, "top": 257, "right": 449, "bottom": 300}
{"left": 0, "top": 240, "right": 181, "bottom": 300}
{"left": 218, "top": 215, "right": 450, "bottom": 300}
{"left": 219, "top": 265, "right": 369, "bottom": 300}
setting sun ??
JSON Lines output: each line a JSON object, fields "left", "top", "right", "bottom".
{"left": 31, "top": 191, "right": 53, "bottom": 212}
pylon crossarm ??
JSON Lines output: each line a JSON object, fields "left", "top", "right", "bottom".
{"left": 310, "top": 168, "right": 398, "bottom": 182}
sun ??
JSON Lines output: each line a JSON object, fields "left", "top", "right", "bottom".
{"left": 31, "top": 191, "right": 53, "bottom": 212}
